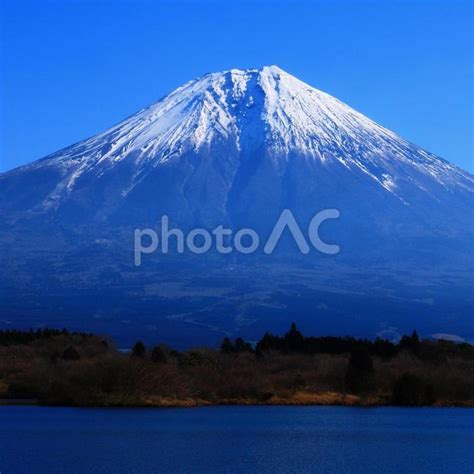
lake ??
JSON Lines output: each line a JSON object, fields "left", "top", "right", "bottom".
{"left": 0, "top": 406, "right": 472, "bottom": 473}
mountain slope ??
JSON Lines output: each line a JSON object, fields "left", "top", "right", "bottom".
{"left": 1, "top": 66, "right": 473, "bottom": 344}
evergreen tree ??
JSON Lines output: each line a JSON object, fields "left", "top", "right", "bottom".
{"left": 220, "top": 337, "right": 234, "bottom": 354}
{"left": 255, "top": 332, "right": 281, "bottom": 356}
{"left": 234, "top": 337, "right": 253, "bottom": 353}
{"left": 132, "top": 341, "right": 146, "bottom": 358}
{"left": 284, "top": 322, "right": 305, "bottom": 353}
{"left": 400, "top": 330, "right": 420, "bottom": 352}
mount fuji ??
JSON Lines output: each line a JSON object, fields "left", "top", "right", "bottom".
{"left": 1, "top": 66, "right": 473, "bottom": 345}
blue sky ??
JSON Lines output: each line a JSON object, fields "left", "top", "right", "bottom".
{"left": 0, "top": 0, "right": 472, "bottom": 172}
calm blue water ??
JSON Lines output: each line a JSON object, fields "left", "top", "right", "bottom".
{"left": 0, "top": 406, "right": 472, "bottom": 473}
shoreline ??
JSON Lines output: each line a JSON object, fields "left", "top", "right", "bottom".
{"left": 2, "top": 392, "right": 473, "bottom": 409}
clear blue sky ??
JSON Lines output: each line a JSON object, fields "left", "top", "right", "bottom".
{"left": 0, "top": 0, "right": 472, "bottom": 172}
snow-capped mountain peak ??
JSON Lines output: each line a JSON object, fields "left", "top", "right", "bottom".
{"left": 1, "top": 66, "right": 472, "bottom": 226}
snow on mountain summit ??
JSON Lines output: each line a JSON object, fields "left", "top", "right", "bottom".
{"left": 42, "top": 64, "right": 411, "bottom": 163}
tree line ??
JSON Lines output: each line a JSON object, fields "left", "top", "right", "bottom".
{"left": 1, "top": 324, "right": 473, "bottom": 407}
